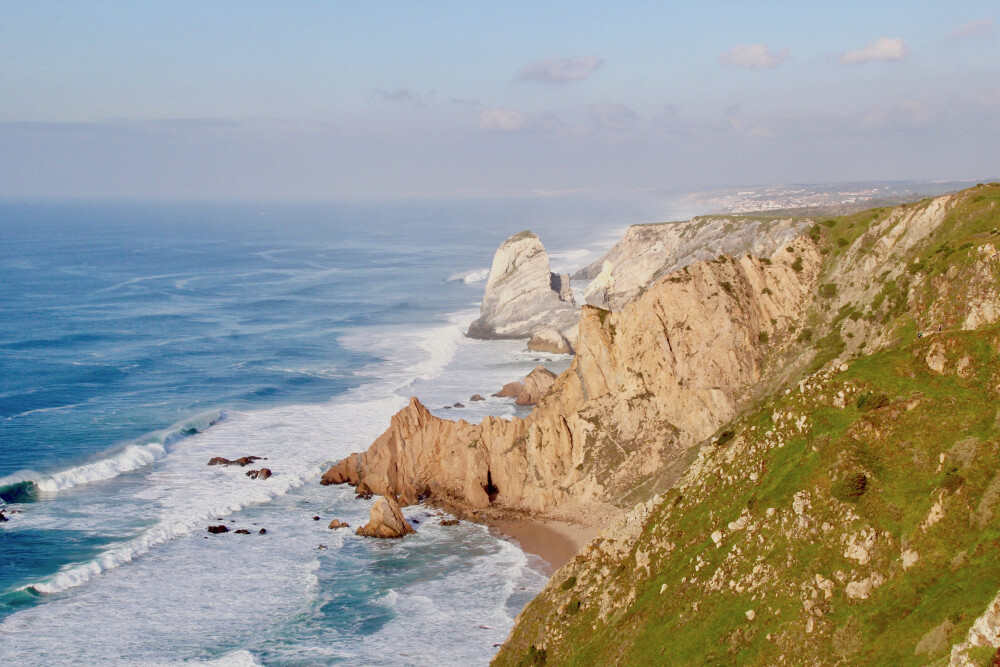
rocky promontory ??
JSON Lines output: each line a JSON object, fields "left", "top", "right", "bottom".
{"left": 323, "top": 236, "right": 822, "bottom": 519}
{"left": 467, "top": 231, "right": 579, "bottom": 354}
{"left": 577, "top": 215, "right": 810, "bottom": 310}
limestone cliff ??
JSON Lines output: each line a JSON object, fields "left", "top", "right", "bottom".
{"left": 578, "top": 216, "right": 810, "bottom": 310}
{"left": 324, "top": 235, "right": 821, "bottom": 520}
{"left": 467, "top": 231, "right": 578, "bottom": 352}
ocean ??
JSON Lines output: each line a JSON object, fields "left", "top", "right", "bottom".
{"left": 0, "top": 195, "right": 676, "bottom": 665}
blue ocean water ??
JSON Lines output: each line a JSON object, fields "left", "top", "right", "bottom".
{"left": 0, "top": 196, "right": 673, "bottom": 665}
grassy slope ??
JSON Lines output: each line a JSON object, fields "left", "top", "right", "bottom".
{"left": 495, "top": 183, "right": 1000, "bottom": 667}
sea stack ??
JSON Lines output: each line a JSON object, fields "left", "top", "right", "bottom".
{"left": 467, "top": 231, "right": 578, "bottom": 354}
{"left": 355, "top": 496, "right": 416, "bottom": 538}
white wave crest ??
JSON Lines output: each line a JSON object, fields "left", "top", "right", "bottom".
{"left": 447, "top": 268, "right": 490, "bottom": 283}
{"left": 28, "top": 410, "right": 223, "bottom": 495}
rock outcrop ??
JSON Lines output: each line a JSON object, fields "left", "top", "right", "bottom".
{"left": 467, "top": 231, "right": 579, "bottom": 350}
{"left": 208, "top": 456, "right": 262, "bottom": 467}
{"left": 323, "top": 237, "right": 821, "bottom": 517}
{"left": 328, "top": 519, "right": 349, "bottom": 529}
{"left": 355, "top": 496, "right": 416, "bottom": 538}
{"left": 245, "top": 468, "right": 271, "bottom": 480}
{"left": 577, "top": 216, "right": 810, "bottom": 310}
{"left": 515, "top": 366, "right": 557, "bottom": 406}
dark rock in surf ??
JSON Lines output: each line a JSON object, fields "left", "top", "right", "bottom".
{"left": 207, "top": 525, "right": 229, "bottom": 534}
{"left": 245, "top": 468, "right": 272, "bottom": 480}
{"left": 234, "top": 529, "right": 251, "bottom": 534}
{"left": 208, "top": 456, "right": 263, "bottom": 467}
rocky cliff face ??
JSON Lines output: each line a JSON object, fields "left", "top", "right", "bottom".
{"left": 323, "top": 235, "right": 821, "bottom": 520}
{"left": 578, "top": 216, "right": 810, "bottom": 310}
{"left": 493, "top": 185, "right": 1000, "bottom": 666}
{"left": 467, "top": 231, "right": 579, "bottom": 352}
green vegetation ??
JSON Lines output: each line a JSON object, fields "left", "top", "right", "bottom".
{"left": 495, "top": 185, "right": 1000, "bottom": 667}
{"left": 497, "top": 326, "right": 1000, "bottom": 666}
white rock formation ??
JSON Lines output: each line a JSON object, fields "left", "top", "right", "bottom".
{"left": 467, "top": 231, "right": 579, "bottom": 351}
{"left": 577, "top": 216, "right": 810, "bottom": 310}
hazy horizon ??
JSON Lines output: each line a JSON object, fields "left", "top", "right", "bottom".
{"left": 2, "top": 2, "right": 998, "bottom": 200}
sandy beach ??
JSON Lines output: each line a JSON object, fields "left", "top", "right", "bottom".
{"left": 492, "top": 519, "right": 599, "bottom": 575}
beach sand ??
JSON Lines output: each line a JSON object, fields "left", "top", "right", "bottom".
{"left": 492, "top": 519, "right": 599, "bottom": 575}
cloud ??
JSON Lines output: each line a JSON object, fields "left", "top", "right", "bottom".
{"left": 374, "top": 88, "right": 424, "bottom": 107}
{"left": 590, "top": 102, "right": 638, "bottom": 128}
{"left": 478, "top": 108, "right": 535, "bottom": 132}
{"left": 840, "top": 37, "right": 908, "bottom": 64}
{"left": 719, "top": 44, "right": 789, "bottom": 69}
{"left": 949, "top": 18, "right": 994, "bottom": 39}
{"left": 518, "top": 56, "right": 604, "bottom": 83}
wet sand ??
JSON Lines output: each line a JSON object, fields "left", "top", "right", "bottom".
{"left": 492, "top": 519, "right": 599, "bottom": 575}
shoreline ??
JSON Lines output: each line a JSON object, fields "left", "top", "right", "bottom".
{"left": 490, "top": 518, "right": 599, "bottom": 575}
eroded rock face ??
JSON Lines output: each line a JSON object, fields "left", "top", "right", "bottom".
{"left": 527, "top": 327, "right": 574, "bottom": 354}
{"left": 355, "top": 496, "right": 416, "bottom": 538}
{"left": 516, "top": 366, "right": 557, "bottom": 406}
{"left": 467, "top": 231, "right": 579, "bottom": 349}
{"left": 323, "top": 238, "right": 821, "bottom": 517}
{"left": 577, "top": 217, "right": 810, "bottom": 310}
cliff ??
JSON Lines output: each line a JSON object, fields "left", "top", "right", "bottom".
{"left": 323, "top": 234, "right": 822, "bottom": 520}
{"left": 466, "top": 231, "right": 579, "bottom": 352}
{"left": 494, "top": 184, "right": 1000, "bottom": 665}
{"left": 577, "top": 215, "right": 810, "bottom": 310}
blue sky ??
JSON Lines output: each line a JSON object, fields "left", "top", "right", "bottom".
{"left": 1, "top": 1, "right": 997, "bottom": 198}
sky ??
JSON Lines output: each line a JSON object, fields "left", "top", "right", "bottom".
{"left": 0, "top": 1, "right": 998, "bottom": 200}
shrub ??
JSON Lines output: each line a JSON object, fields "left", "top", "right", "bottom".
{"left": 720, "top": 281, "right": 734, "bottom": 295}
{"left": 831, "top": 472, "right": 868, "bottom": 502}
{"left": 715, "top": 430, "right": 736, "bottom": 446}
{"left": 791, "top": 256, "right": 804, "bottom": 272}
{"left": 819, "top": 284, "right": 837, "bottom": 298}
{"left": 560, "top": 576, "right": 577, "bottom": 591}
{"left": 758, "top": 331, "right": 769, "bottom": 343}
{"left": 837, "top": 237, "right": 849, "bottom": 247}
{"left": 856, "top": 392, "right": 889, "bottom": 412}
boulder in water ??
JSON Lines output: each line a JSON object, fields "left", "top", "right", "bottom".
{"left": 207, "top": 525, "right": 229, "bottom": 534}
{"left": 355, "top": 496, "right": 416, "bottom": 538}
{"left": 208, "top": 456, "right": 263, "bottom": 467}
{"left": 245, "top": 468, "right": 271, "bottom": 480}
{"left": 328, "top": 519, "right": 350, "bottom": 529}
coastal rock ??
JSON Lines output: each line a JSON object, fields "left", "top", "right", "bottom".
{"left": 208, "top": 456, "right": 263, "bottom": 467}
{"left": 515, "top": 366, "right": 558, "bottom": 406}
{"left": 245, "top": 468, "right": 272, "bottom": 480}
{"left": 527, "top": 328, "right": 574, "bottom": 355}
{"left": 467, "top": 231, "right": 579, "bottom": 349}
{"left": 323, "top": 237, "right": 821, "bottom": 516}
{"left": 207, "top": 525, "right": 229, "bottom": 534}
{"left": 577, "top": 216, "right": 810, "bottom": 310}
{"left": 234, "top": 529, "right": 251, "bottom": 534}
{"left": 258, "top": 528, "right": 267, "bottom": 535}
{"left": 328, "top": 519, "right": 350, "bottom": 529}
{"left": 493, "top": 381, "right": 524, "bottom": 398}
{"left": 355, "top": 496, "right": 416, "bottom": 538}
{"left": 0, "top": 510, "right": 8, "bottom": 523}
{"left": 470, "top": 394, "right": 485, "bottom": 402}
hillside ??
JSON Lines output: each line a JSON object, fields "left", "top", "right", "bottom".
{"left": 493, "top": 183, "right": 1000, "bottom": 666}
